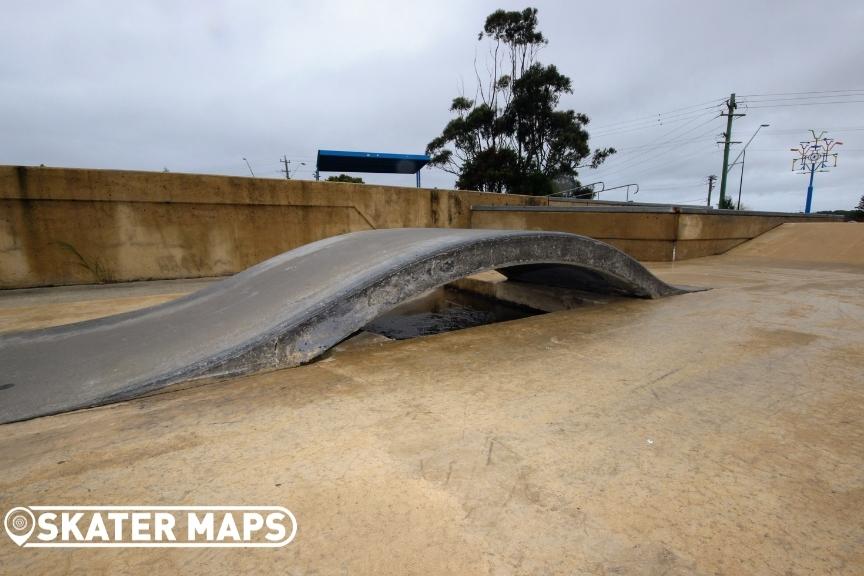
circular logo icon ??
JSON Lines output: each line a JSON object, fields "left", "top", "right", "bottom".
{"left": 4, "top": 507, "right": 35, "bottom": 546}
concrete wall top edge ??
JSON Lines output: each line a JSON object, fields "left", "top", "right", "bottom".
{"left": 474, "top": 205, "right": 677, "bottom": 214}
{"left": 549, "top": 198, "right": 705, "bottom": 208}
{"left": 472, "top": 204, "right": 844, "bottom": 219}
{"left": 0, "top": 165, "right": 547, "bottom": 207}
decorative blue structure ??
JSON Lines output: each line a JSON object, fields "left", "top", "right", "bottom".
{"left": 791, "top": 131, "right": 842, "bottom": 214}
{"left": 316, "top": 149, "right": 430, "bottom": 187}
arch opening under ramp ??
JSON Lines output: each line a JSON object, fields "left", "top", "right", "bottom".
{"left": 0, "top": 228, "right": 686, "bottom": 424}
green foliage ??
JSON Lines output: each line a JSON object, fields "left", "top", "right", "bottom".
{"left": 551, "top": 174, "right": 596, "bottom": 199}
{"left": 822, "top": 194, "right": 864, "bottom": 221}
{"left": 818, "top": 207, "right": 864, "bottom": 222}
{"left": 718, "top": 194, "right": 737, "bottom": 209}
{"left": 427, "top": 7, "right": 614, "bottom": 195}
{"left": 326, "top": 174, "right": 364, "bottom": 184}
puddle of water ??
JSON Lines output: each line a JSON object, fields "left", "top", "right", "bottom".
{"left": 363, "top": 286, "right": 542, "bottom": 340}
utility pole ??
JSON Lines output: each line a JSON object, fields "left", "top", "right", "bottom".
{"left": 718, "top": 93, "right": 745, "bottom": 207}
{"left": 706, "top": 174, "right": 717, "bottom": 207}
{"left": 280, "top": 156, "right": 306, "bottom": 180}
{"left": 280, "top": 155, "right": 290, "bottom": 180}
{"left": 791, "top": 130, "right": 843, "bottom": 213}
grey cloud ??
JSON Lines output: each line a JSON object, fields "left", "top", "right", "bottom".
{"left": 1, "top": 0, "right": 862, "bottom": 210}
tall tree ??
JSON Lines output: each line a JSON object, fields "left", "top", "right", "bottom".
{"left": 426, "top": 8, "right": 614, "bottom": 195}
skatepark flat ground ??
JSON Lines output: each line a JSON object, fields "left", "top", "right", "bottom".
{"left": 0, "top": 223, "right": 862, "bottom": 575}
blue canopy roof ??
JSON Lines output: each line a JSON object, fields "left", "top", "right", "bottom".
{"left": 316, "top": 149, "right": 430, "bottom": 174}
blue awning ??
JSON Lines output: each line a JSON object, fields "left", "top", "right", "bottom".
{"left": 316, "top": 149, "right": 430, "bottom": 174}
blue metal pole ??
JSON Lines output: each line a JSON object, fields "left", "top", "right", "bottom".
{"left": 804, "top": 164, "right": 816, "bottom": 213}
{"left": 416, "top": 171, "right": 421, "bottom": 188}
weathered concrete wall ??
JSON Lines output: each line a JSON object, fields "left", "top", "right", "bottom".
{"left": 0, "top": 165, "right": 844, "bottom": 288}
{"left": 472, "top": 207, "right": 678, "bottom": 261}
{"left": 470, "top": 206, "right": 841, "bottom": 262}
{"left": 0, "top": 166, "right": 542, "bottom": 288}
{"left": 672, "top": 212, "right": 818, "bottom": 260}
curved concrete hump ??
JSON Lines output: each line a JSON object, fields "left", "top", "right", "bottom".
{"left": 0, "top": 228, "right": 683, "bottom": 424}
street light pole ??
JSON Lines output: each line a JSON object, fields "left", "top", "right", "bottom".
{"left": 727, "top": 123, "right": 770, "bottom": 174}
{"left": 727, "top": 123, "right": 769, "bottom": 210}
{"left": 242, "top": 157, "right": 255, "bottom": 178}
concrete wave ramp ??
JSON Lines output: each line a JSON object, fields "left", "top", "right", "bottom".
{"left": 0, "top": 228, "right": 684, "bottom": 424}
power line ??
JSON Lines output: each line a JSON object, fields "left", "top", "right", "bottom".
{"left": 741, "top": 99, "right": 864, "bottom": 109}
{"left": 593, "top": 131, "right": 720, "bottom": 183}
{"left": 595, "top": 146, "right": 721, "bottom": 201}
{"left": 592, "top": 108, "right": 721, "bottom": 138}
{"left": 738, "top": 88, "right": 864, "bottom": 98}
{"left": 738, "top": 93, "right": 864, "bottom": 104}
{"left": 594, "top": 114, "right": 722, "bottom": 172}
{"left": 591, "top": 116, "right": 722, "bottom": 181}
{"left": 672, "top": 196, "right": 708, "bottom": 204}
{"left": 592, "top": 103, "right": 720, "bottom": 132}
{"left": 591, "top": 107, "right": 722, "bottom": 138}
{"left": 590, "top": 97, "right": 726, "bottom": 131}
{"left": 592, "top": 90, "right": 862, "bottom": 133}
{"left": 613, "top": 132, "right": 726, "bottom": 153}
{"left": 592, "top": 105, "right": 720, "bottom": 133}
{"left": 764, "top": 126, "right": 864, "bottom": 134}
{"left": 590, "top": 89, "right": 862, "bottom": 138}
{"left": 615, "top": 145, "right": 721, "bottom": 184}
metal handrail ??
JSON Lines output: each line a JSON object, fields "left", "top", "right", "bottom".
{"left": 548, "top": 181, "right": 605, "bottom": 199}
{"left": 599, "top": 183, "right": 639, "bottom": 202}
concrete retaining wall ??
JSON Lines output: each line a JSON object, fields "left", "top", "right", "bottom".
{"left": 470, "top": 206, "right": 840, "bottom": 262}
{"left": 0, "top": 165, "right": 842, "bottom": 288}
{"left": 0, "top": 166, "right": 542, "bottom": 288}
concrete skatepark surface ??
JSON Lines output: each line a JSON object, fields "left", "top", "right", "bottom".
{"left": 0, "top": 222, "right": 862, "bottom": 574}
{"left": 0, "top": 228, "right": 681, "bottom": 424}
{"left": 724, "top": 221, "right": 864, "bottom": 268}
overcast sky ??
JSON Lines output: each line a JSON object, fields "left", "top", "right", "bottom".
{"left": 2, "top": 0, "right": 862, "bottom": 211}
